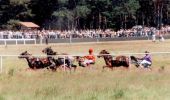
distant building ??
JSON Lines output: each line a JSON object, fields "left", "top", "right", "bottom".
{"left": 19, "top": 22, "right": 40, "bottom": 30}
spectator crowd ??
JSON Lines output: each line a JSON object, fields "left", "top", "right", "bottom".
{"left": 0, "top": 25, "right": 170, "bottom": 40}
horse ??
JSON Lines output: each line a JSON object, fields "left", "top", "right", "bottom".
{"left": 130, "top": 56, "right": 140, "bottom": 68}
{"left": 42, "top": 47, "right": 57, "bottom": 56}
{"left": 42, "top": 47, "right": 77, "bottom": 71}
{"left": 98, "top": 50, "right": 129, "bottom": 70}
{"left": 18, "top": 51, "right": 58, "bottom": 70}
{"left": 18, "top": 51, "right": 56, "bottom": 71}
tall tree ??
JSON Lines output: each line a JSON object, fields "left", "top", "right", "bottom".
{"left": 30, "top": 0, "right": 59, "bottom": 27}
{"left": 0, "top": 0, "right": 169, "bottom": 30}
{"left": 0, "top": 0, "right": 33, "bottom": 29}
{"left": 52, "top": 8, "right": 74, "bottom": 30}
{"left": 74, "top": 5, "right": 91, "bottom": 29}
{"left": 113, "top": 0, "right": 140, "bottom": 29}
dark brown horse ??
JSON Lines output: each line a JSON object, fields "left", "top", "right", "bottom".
{"left": 18, "top": 51, "right": 56, "bottom": 71}
{"left": 42, "top": 47, "right": 77, "bottom": 71}
{"left": 130, "top": 56, "right": 140, "bottom": 68}
{"left": 42, "top": 47, "right": 57, "bottom": 56}
{"left": 98, "top": 50, "right": 129, "bottom": 70}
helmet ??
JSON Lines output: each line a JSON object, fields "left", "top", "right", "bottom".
{"left": 145, "top": 51, "right": 149, "bottom": 55}
{"left": 145, "top": 51, "right": 149, "bottom": 53}
{"left": 89, "top": 48, "right": 93, "bottom": 52}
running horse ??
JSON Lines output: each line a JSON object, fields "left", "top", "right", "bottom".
{"left": 130, "top": 56, "right": 140, "bottom": 68}
{"left": 42, "top": 47, "right": 57, "bottom": 56}
{"left": 18, "top": 51, "right": 56, "bottom": 71}
{"left": 98, "top": 50, "right": 129, "bottom": 70}
{"left": 42, "top": 47, "right": 77, "bottom": 71}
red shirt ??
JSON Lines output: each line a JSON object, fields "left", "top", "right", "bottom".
{"left": 85, "top": 54, "right": 95, "bottom": 62}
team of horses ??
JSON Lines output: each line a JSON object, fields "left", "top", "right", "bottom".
{"left": 18, "top": 47, "right": 142, "bottom": 71}
{"left": 18, "top": 47, "right": 77, "bottom": 71}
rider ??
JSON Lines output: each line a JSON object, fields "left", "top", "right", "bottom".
{"left": 82, "top": 48, "right": 96, "bottom": 66}
{"left": 139, "top": 51, "right": 152, "bottom": 68}
{"left": 46, "top": 47, "right": 56, "bottom": 68}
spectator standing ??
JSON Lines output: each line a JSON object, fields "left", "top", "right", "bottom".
{"left": 45, "top": 35, "right": 48, "bottom": 45}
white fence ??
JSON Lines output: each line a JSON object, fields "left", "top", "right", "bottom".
{"left": 0, "top": 39, "right": 36, "bottom": 45}
{"left": 0, "top": 52, "right": 170, "bottom": 73}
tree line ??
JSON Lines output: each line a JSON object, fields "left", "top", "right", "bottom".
{"left": 0, "top": 0, "right": 170, "bottom": 30}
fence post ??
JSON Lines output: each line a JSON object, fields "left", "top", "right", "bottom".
{"left": 16, "top": 40, "right": 18, "bottom": 45}
{"left": 69, "top": 34, "right": 72, "bottom": 44}
{"left": 96, "top": 33, "right": 99, "bottom": 43}
{"left": 4, "top": 40, "right": 7, "bottom": 46}
{"left": 40, "top": 38, "right": 42, "bottom": 45}
{"left": 24, "top": 39, "right": 26, "bottom": 45}
{"left": 34, "top": 39, "right": 36, "bottom": 45}
{"left": 0, "top": 56, "right": 2, "bottom": 73}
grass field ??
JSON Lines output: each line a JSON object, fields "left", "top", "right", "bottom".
{"left": 0, "top": 40, "right": 170, "bottom": 100}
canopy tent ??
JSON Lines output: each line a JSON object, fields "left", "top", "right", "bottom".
{"left": 19, "top": 22, "right": 40, "bottom": 28}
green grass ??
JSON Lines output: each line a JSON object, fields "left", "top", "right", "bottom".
{"left": 0, "top": 70, "right": 170, "bottom": 100}
{"left": 0, "top": 40, "right": 169, "bottom": 100}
